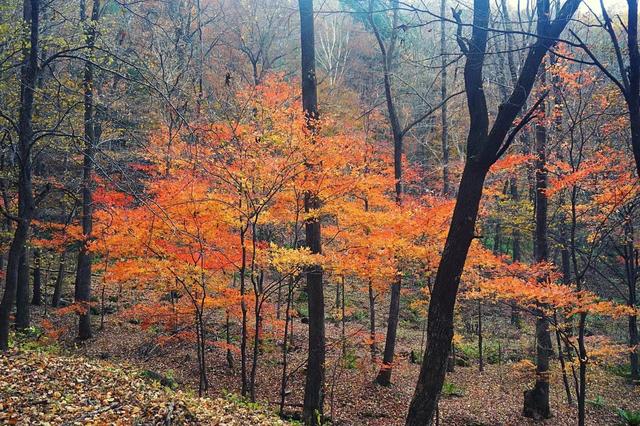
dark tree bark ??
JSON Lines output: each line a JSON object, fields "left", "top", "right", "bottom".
{"left": 477, "top": 301, "right": 483, "bottom": 372}
{"left": 15, "top": 248, "right": 30, "bottom": 330}
{"left": 368, "top": 279, "right": 377, "bottom": 360}
{"left": 405, "top": 0, "right": 581, "bottom": 423}
{"left": 51, "top": 251, "right": 66, "bottom": 307}
{"left": 74, "top": 0, "right": 100, "bottom": 341}
{"left": 510, "top": 178, "right": 522, "bottom": 327}
{"left": 585, "top": 1, "right": 640, "bottom": 177}
{"left": 623, "top": 222, "right": 639, "bottom": 383}
{"left": 31, "top": 248, "right": 42, "bottom": 306}
{"left": 376, "top": 277, "right": 400, "bottom": 385}
{"left": 523, "top": 65, "right": 552, "bottom": 420}
{"left": 299, "top": 1, "right": 325, "bottom": 424}
{"left": 0, "top": 0, "right": 40, "bottom": 350}
{"left": 369, "top": 0, "right": 403, "bottom": 386}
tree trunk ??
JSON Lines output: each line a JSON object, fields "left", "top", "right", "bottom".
{"left": 51, "top": 251, "right": 66, "bottom": 307}
{"left": 624, "top": 226, "right": 639, "bottom": 383}
{"left": 405, "top": 0, "right": 580, "bottom": 422}
{"left": 510, "top": 179, "right": 521, "bottom": 327}
{"left": 0, "top": 0, "right": 39, "bottom": 350}
{"left": 31, "top": 248, "right": 41, "bottom": 306}
{"left": 368, "top": 279, "right": 377, "bottom": 360}
{"left": 626, "top": 0, "right": 640, "bottom": 178}
{"left": 406, "top": 164, "right": 489, "bottom": 425}
{"left": 369, "top": 0, "right": 404, "bottom": 385}
{"left": 15, "top": 248, "right": 30, "bottom": 330}
{"left": 299, "top": 1, "right": 325, "bottom": 424}
{"left": 74, "top": 0, "right": 100, "bottom": 342}
{"left": 376, "top": 279, "right": 400, "bottom": 385}
{"left": 478, "top": 301, "right": 483, "bottom": 372}
{"left": 523, "top": 65, "right": 552, "bottom": 420}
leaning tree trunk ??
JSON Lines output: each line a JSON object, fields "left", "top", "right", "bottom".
{"left": 74, "top": 0, "right": 100, "bottom": 341}
{"left": 0, "top": 0, "right": 39, "bottom": 351}
{"left": 299, "top": 1, "right": 325, "bottom": 424}
{"left": 405, "top": 0, "right": 581, "bottom": 423}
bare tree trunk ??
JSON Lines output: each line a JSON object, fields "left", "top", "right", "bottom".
{"left": 369, "top": 0, "right": 404, "bottom": 386}
{"left": 405, "top": 1, "right": 580, "bottom": 423}
{"left": 31, "top": 248, "right": 41, "bottom": 306}
{"left": 376, "top": 277, "right": 400, "bottom": 386}
{"left": 51, "top": 251, "right": 66, "bottom": 307}
{"left": 279, "top": 278, "right": 294, "bottom": 415}
{"left": 523, "top": 65, "right": 552, "bottom": 420}
{"left": 368, "top": 279, "right": 377, "bottom": 360}
{"left": 299, "top": 1, "right": 325, "bottom": 424}
{"left": 478, "top": 301, "right": 483, "bottom": 372}
{"left": 75, "top": 0, "right": 100, "bottom": 341}
{"left": 15, "top": 248, "right": 30, "bottom": 330}
{"left": 624, "top": 224, "right": 639, "bottom": 383}
{"left": 510, "top": 179, "right": 522, "bottom": 327}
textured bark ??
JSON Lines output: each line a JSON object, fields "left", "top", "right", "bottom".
{"left": 51, "top": 251, "right": 66, "bottom": 307}
{"left": 16, "top": 245, "right": 29, "bottom": 318}
{"left": 376, "top": 279, "right": 400, "bottom": 385}
{"left": 406, "top": 0, "right": 581, "bottom": 423}
{"left": 510, "top": 179, "right": 522, "bottom": 327}
{"left": 524, "top": 64, "right": 552, "bottom": 420}
{"left": 0, "top": 0, "right": 39, "bottom": 350}
{"left": 368, "top": 279, "right": 377, "bottom": 360}
{"left": 299, "top": 1, "right": 325, "bottom": 424}
{"left": 74, "top": 0, "right": 100, "bottom": 341}
{"left": 368, "top": 0, "right": 405, "bottom": 384}
{"left": 31, "top": 248, "right": 42, "bottom": 306}
{"left": 625, "top": 224, "right": 640, "bottom": 383}
{"left": 15, "top": 249, "right": 30, "bottom": 330}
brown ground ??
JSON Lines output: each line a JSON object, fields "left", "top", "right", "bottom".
{"left": 28, "top": 303, "right": 638, "bottom": 426}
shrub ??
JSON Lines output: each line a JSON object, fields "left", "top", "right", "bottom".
{"left": 442, "top": 381, "right": 464, "bottom": 397}
{"left": 618, "top": 409, "right": 640, "bottom": 426}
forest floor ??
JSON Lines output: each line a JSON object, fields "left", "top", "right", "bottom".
{"left": 0, "top": 347, "right": 290, "bottom": 425}
{"left": 9, "top": 302, "right": 640, "bottom": 426}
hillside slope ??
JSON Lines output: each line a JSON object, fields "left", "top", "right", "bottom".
{"left": 0, "top": 349, "right": 290, "bottom": 425}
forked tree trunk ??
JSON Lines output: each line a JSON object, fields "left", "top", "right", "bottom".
{"left": 405, "top": 0, "right": 581, "bottom": 423}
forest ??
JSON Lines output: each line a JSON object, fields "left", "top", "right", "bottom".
{"left": 0, "top": 0, "right": 640, "bottom": 424}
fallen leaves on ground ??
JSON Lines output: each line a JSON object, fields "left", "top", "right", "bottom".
{"left": 0, "top": 349, "right": 289, "bottom": 425}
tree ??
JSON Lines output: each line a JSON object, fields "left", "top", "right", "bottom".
{"left": 0, "top": 0, "right": 40, "bottom": 350}
{"left": 405, "top": 0, "right": 581, "bottom": 423}
{"left": 299, "top": 1, "right": 325, "bottom": 424}
{"left": 74, "top": 0, "right": 101, "bottom": 342}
